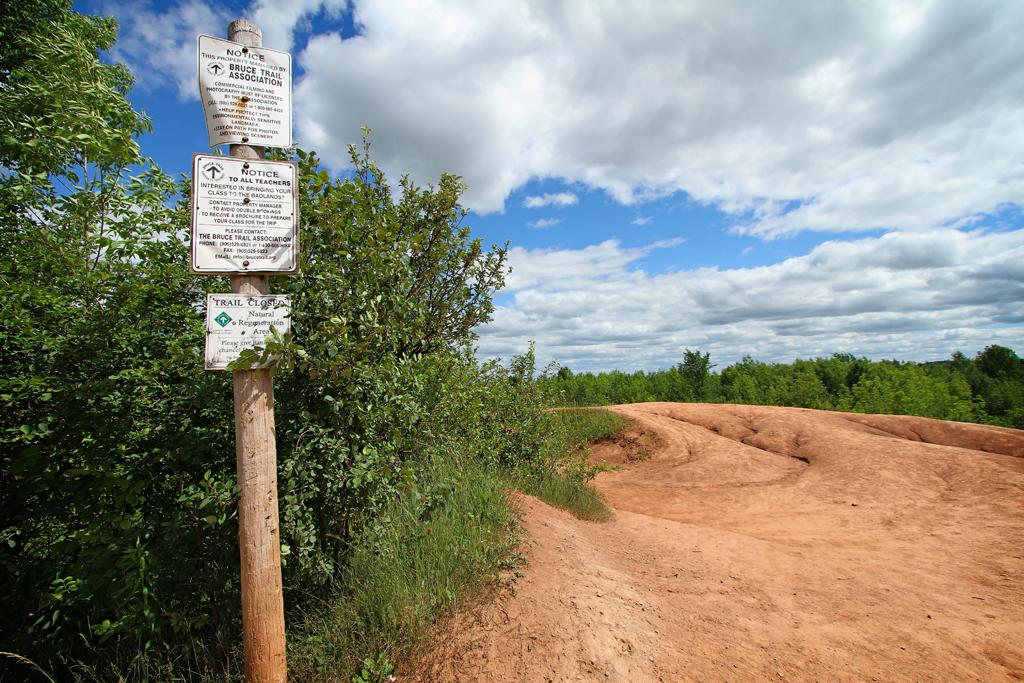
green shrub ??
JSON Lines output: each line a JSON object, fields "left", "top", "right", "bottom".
{"left": 1, "top": 4, "right": 529, "bottom": 674}
{"left": 288, "top": 455, "right": 517, "bottom": 681}
{"left": 546, "top": 408, "right": 628, "bottom": 448}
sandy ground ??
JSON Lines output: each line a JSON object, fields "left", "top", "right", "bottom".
{"left": 413, "top": 404, "right": 1024, "bottom": 682}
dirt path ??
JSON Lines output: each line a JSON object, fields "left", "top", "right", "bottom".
{"left": 414, "top": 404, "right": 1024, "bottom": 682}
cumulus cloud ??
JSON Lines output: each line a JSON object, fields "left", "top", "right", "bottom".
{"left": 106, "top": 1, "right": 1024, "bottom": 236}
{"left": 294, "top": 0, "right": 1024, "bottom": 235}
{"left": 631, "top": 217, "right": 652, "bottom": 226}
{"left": 523, "top": 192, "right": 578, "bottom": 208}
{"left": 527, "top": 217, "right": 561, "bottom": 229}
{"left": 504, "top": 238, "right": 684, "bottom": 290}
{"left": 104, "top": 0, "right": 344, "bottom": 98}
{"left": 479, "top": 229, "right": 1024, "bottom": 370}
{"left": 103, "top": 0, "right": 232, "bottom": 98}
{"left": 250, "top": 0, "right": 348, "bottom": 52}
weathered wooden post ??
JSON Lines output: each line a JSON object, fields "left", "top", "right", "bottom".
{"left": 225, "top": 20, "right": 287, "bottom": 682}
{"left": 194, "top": 18, "right": 296, "bottom": 682}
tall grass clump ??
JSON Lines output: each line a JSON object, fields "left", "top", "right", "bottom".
{"left": 516, "top": 464, "right": 611, "bottom": 522}
{"left": 507, "top": 406, "right": 627, "bottom": 522}
{"left": 287, "top": 455, "right": 517, "bottom": 680}
{"left": 549, "top": 407, "right": 629, "bottom": 447}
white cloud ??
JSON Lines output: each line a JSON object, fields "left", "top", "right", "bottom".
{"left": 504, "top": 238, "right": 684, "bottom": 290}
{"left": 103, "top": 0, "right": 232, "bottom": 99}
{"left": 250, "top": 0, "right": 348, "bottom": 52}
{"left": 527, "top": 217, "right": 561, "bottom": 229}
{"left": 631, "top": 216, "right": 652, "bottom": 226}
{"left": 294, "top": 0, "right": 1024, "bottom": 235}
{"left": 479, "top": 229, "right": 1024, "bottom": 370}
{"left": 105, "top": 0, "right": 346, "bottom": 98}
{"left": 523, "top": 192, "right": 578, "bottom": 209}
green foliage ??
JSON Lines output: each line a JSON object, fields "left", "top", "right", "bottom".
{"left": 1, "top": 25, "right": 227, "bottom": 655}
{"left": 258, "top": 139, "right": 509, "bottom": 587}
{"left": 976, "top": 344, "right": 1022, "bottom": 380}
{"left": 547, "top": 408, "right": 629, "bottom": 447}
{"left": 286, "top": 357, "right": 620, "bottom": 679}
{"left": 517, "top": 466, "right": 610, "bottom": 521}
{"left": 351, "top": 653, "right": 394, "bottom": 683}
{"left": 288, "top": 456, "right": 515, "bottom": 681}
{"left": 1, "top": 1, "right": 72, "bottom": 81}
{"left": 0, "top": 6, "right": 585, "bottom": 680}
{"left": 510, "top": 408, "right": 625, "bottom": 521}
{"left": 0, "top": 9, "right": 236, "bottom": 657}
{"left": 1, "top": 1, "right": 148, "bottom": 215}
{"left": 547, "top": 348, "right": 1022, "bottom": 428}
{"left": 1, "top": 4, "right": 563, "bottom": 677}
{"left": 678, "top": 348, "right": 713, "bottom": 401}
{"left": 1, "top": 125, "right": 518, "bottom": 672}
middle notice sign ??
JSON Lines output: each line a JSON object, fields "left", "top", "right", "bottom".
{"left": 191, "top": 154, "right": 299, "bottom": 274}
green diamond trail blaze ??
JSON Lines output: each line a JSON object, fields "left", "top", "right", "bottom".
{"left": 215, "top": 312, "right": 232, "bottom": 327}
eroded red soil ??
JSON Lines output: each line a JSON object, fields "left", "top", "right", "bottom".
{"left": 414, "top": 404, "right": 1024, "bottom": 682}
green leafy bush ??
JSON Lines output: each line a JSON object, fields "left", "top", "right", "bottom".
{"left": 1, "top": 5, "right": 572, "bottom": 678}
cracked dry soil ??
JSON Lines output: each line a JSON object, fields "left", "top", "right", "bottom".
{"left": 413, "top": 403, "right": 1024, "bottom": 682}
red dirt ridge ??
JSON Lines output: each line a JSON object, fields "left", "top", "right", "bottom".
{"left": 414, "top": 403, "right": 1024, "bottom": 682}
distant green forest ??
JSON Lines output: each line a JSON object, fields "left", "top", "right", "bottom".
{"left": 543, "top": 345, "right": 1024, "bottom": 429}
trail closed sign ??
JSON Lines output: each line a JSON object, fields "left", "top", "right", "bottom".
{"left": 205, "top": 294, "right": 291, "bottom": 370}
{"left": 198, "top": 35, "right": 292, "bottom": 148}
{"left": 191, "top": 154, "right": 299, "bottom": 273}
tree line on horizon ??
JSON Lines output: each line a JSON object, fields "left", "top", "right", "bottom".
{"left": 544, "top": 345, "right": 1024, "bottom": 429}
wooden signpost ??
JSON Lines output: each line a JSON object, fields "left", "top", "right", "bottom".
{"left": 193, "top": 18, "right": 292, "bottom": 682}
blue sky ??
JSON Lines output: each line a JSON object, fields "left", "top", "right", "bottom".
{"left": 81, "top": 0, "right": 1024, "bottom": 371}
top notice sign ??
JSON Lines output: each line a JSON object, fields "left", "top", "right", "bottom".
{"left": 197, "top": 35, "right": 292, "bottom": 148}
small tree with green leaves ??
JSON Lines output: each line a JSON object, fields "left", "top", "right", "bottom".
{"left": 678, "top": 348, "right": 713, "bottom": 402}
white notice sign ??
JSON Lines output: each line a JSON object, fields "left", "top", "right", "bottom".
{"left": 191, "top": 155, "right": 299, "bottom": 273}
{"left": 205, "top": 294, "right": 291, "bottom": 371}
{"left": 198, "top": 35, "right": 292, "bottom": 148}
